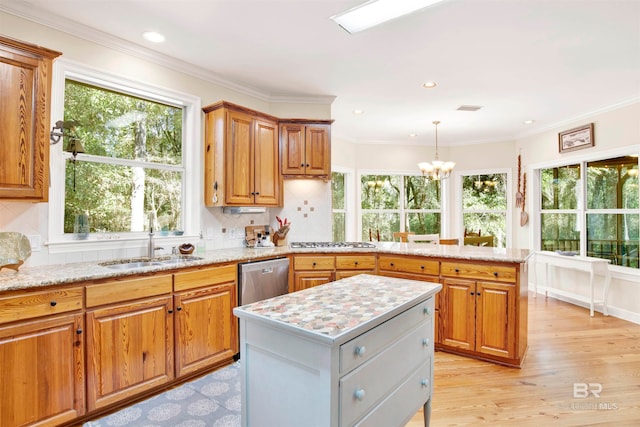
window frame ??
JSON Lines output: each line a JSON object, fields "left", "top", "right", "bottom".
{"left": 331, "top": 166, "right": 355, "bottom": 241}
{"left": 48, "top": 59, "right": 201, "bottom": 253}
{"left": 456, "top": 168, "right": 512, "bottom": 248}
{"left": 356, "top": 169, "right": 447, "bottom": 241}
{"left": 531, "top": 144, "right": 640, "bottom": 275}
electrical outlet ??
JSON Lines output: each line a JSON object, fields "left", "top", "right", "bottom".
{"left": 27, "top": 234, "right": 42, "bottom": 251}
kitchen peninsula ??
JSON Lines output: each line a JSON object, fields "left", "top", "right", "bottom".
{"left": 0, "top": 243, "right": 529, "bottom": 427}
{"left": 234, "top": 274, "right": 441, "bottom": 427}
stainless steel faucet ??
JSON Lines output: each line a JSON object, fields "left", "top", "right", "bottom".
{"left": 148, "top": 229, "right": 164, "bottom": 258}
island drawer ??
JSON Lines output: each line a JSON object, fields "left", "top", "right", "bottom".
{"left": 340, "top": 298, "right": 434, "bottom": 374}
{"left": 441, "top": 261, "right": 516, "bottom": 283}
{"left": 335, "top": 255, "right": 376, "bottom": 270}
{"left": 86, "top": 275, "right": 172, "bottom": 307}
{"left": 0, "top": 287, "right": 83, "bottom": 324}
{"left": 339, "top": 319, "right": 432, "bottom": 426}
{"left": 294, "top": 255, "right": 335, "bottom": 270}
{"left": 352, "top": 359, "right": 431, "bottom": 427}
{"left": 174, "top": 264, "right": 236, "bottom": 291}
{"left": 378, "top": 255, "right": 439, "bottom": 276}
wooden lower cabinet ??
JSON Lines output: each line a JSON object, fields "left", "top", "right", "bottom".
{"left": 85, "top": 295, "right": 174, "bottom": 411}
{"left": 293, "top": 255, "right": 335, "bottom": 292}
{"left": 174, "top": 264, "right": 238, "bottom": 377}
{"left": 0, "top": 313, "right": 85, "bottom": 427}
{"left": 441, "top": 278, "right": 516, "bottom": 358}
{"left": 377, "top": 254, "right": 442, "bottom": 344}
{"left": 334, "top": 254, "right": 376, "bottom": 279}
{"left": 440, "top": 259, "right": 524, "bottom": 366}
{"left": 294, "top": 271, "right": 334, "bottom": 291}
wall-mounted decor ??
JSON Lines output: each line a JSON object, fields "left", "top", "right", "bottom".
{"left": 559, "top": 123, "right": 594, "bottom": 153}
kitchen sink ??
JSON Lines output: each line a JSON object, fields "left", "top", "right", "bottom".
{"left": 100, "top": 255, "right": 204, "bottom": 269}
{"left": 104, "top": 260, "right": 163, "bottom": 269}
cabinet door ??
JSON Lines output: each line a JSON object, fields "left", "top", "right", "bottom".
{"left": 253, "top": 118, "right": 281, "bottom": 206}
{"left": 0, "top": 39, "right": 59, "bottom": 201}
{"left": 294, "top": 271, "right": 334, "bottom": 292}
{"left": 0, "top": 313, "right": 84, "bottom": 427}
{"left": 225, "top": 110, "right": 254, "bottom": 205}
{"left": 86, "top": 296, "right": 174, "bottom": 411}
{"left": 280, "top": 123, "right": 306, "bottom": 175}
{"left": 475, "top": 281, "right": 517, "bottom": 358}
{"left": 441, "top": 278, "right": 476, "bottom": 351}
{"left": 304, "top": 124, "right": 331, "bottom": 176}
{"left": 174, "top": 282, "right": 238, "bottom": 377}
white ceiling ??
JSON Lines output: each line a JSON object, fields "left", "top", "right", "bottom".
{"left": 2, "top": 0, "right": 639, "bottom": 146}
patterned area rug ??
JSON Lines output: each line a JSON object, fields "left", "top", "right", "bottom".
{"left": 84, "top": 362, "right": 241, "bottom": 427}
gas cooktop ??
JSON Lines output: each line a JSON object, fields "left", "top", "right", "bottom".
{"left": 289, "top": 242, "right": 377, "bottom": 249}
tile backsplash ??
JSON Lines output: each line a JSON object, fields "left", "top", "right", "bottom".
{"left": 0, "top": 180, "right": 332, "bottom": 268}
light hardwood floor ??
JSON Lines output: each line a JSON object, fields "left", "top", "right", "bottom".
{"left": 406, "top": 293, "right": 640, "bottom": 427}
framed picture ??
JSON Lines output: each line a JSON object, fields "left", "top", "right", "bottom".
{"left": 558, "top": 123, "right": 594, "bottom": 153}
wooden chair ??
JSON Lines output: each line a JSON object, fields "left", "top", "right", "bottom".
{"left": 407, "top": 233, "right": 439, "bottom": 244}
{"left": 464, "top": 228, "right": 481, "bottom": 237}
{"left": 439, "top": 238, "right": 459, "bottom": 246}
{"left": 392, "top": 232, "right": 414, "bottom": 242}
{"left": 464, "top": 235, "right": 495, "bottom": 247}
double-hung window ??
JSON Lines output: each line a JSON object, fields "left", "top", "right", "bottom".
{"left": 539, "top": 154, "right": 639, "bottom": 268}
{"left": 49, "top": 61, "right": 200, "bottom": 245}
{"left": 359, "top": 173, "right": 441, "bottom": 241}
{"left": 461, "top": 171, "right": 509, "bottom": 247}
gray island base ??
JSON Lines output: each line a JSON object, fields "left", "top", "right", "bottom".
{"left": 233, "top": 274, "right": 442, "bottom": 427}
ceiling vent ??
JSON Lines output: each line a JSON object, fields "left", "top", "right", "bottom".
{"left": 456, "top": 105, "right": 483, "bottom": 112}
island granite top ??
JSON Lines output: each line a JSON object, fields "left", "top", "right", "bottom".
{"left": 233, "top": 274, "right": 442, "bottom": 344}
{"left": 0, "top": 242, "right": 529, "bottom": 293}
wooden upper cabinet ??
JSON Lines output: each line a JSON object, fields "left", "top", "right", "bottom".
{"left": 203, "top": 101, "right": 282, "bottom": 207}
{"left": 280, "top": 122, "right": 331, "bottom": 178}
{"left": 0, "top": 36, "right": 61, "bottom": 201}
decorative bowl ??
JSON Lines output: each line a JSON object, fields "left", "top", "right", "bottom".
{"left": 0, "top": 232, "right": 32, "bottom": 271}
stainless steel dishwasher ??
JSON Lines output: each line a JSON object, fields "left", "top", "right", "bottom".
{"left": 238, "top": 257, "right": 290, "bottom": 306}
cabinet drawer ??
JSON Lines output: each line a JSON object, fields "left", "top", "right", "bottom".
{"left": 293, "top": 256, "right": 335, "bottom": 270}
{"left": 0, "top": 287, "right": 83, "bottom": 324}
{"left": 340, "top": 298, "right": 434, "bottom": 374}
{"left": 354, "top": 359, "right": 431, "bottom": 427}
{"left": 86, "top": 275, "right": 172, "bottom": 307}
{"left": 339, "top": 319, "right": 432, "bottom": 427}
{"left": 335, "top": 255, "right": 376, "bottom": 270}
{"left": 174, "top": 264, "right": 236, "bottom": 291}
{"left": 441, "top": 261, "right": 516, "bottom": 283}
{"left": 378, "top": 255, "right": 439, "bottom": 276}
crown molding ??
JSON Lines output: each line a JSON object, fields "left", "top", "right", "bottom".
{"left": 0, "top": 3, "right": 334, "bottom": 105}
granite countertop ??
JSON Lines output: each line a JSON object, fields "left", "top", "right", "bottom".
{"left": 233, "top": 274, "right": 442, "bottom": 344}
{"left": 0, "top": 243, "right": 530, "bottom": 293}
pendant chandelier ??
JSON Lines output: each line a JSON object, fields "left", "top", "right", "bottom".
{"left": 418, "top": 120, "right": 455, "bottom": 180}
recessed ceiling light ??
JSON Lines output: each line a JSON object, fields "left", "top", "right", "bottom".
{"left": 353, "top": 109, "right": 365, "bottom": 115}
{"left": 331, "top": 0, "right": 445, "bottom": 34}
{"left": 409, "top": 133, "right": 417, "bottom": 138}
{"left": 143, "top": 31, "right": 165, "bottom": 43}
{"left": 422, "top": 81, "right": 437, "bottom": 89}
{"left": 523, "top": 119, "right": 535, "bottom": 125}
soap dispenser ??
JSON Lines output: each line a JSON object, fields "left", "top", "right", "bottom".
{"left": 197, "top": 231, "right": 206, "bottom": 255}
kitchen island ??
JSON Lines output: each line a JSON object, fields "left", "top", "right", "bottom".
{"left": 234, "top": 274, "right": 441, "bottom": 427}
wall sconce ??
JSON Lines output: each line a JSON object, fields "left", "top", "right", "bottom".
{"left": 51, "top": 119, "right": 86, "bottom": 190}
{"left": 50, "top": 120, "right": 79, "bottom": 145}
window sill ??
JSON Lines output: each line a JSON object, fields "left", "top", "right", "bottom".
{"left": 46, "top": 234, "right": 198, "bottom": 254}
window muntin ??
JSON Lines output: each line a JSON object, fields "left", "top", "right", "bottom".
{"left": 360, "top": 174, "right": 441, "bottom": 241}
{"left": 461, "top": 173, "right": 507, "bottom": 247}
{"left": 62, "top": 79, "right": 184, "bottom": 236}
